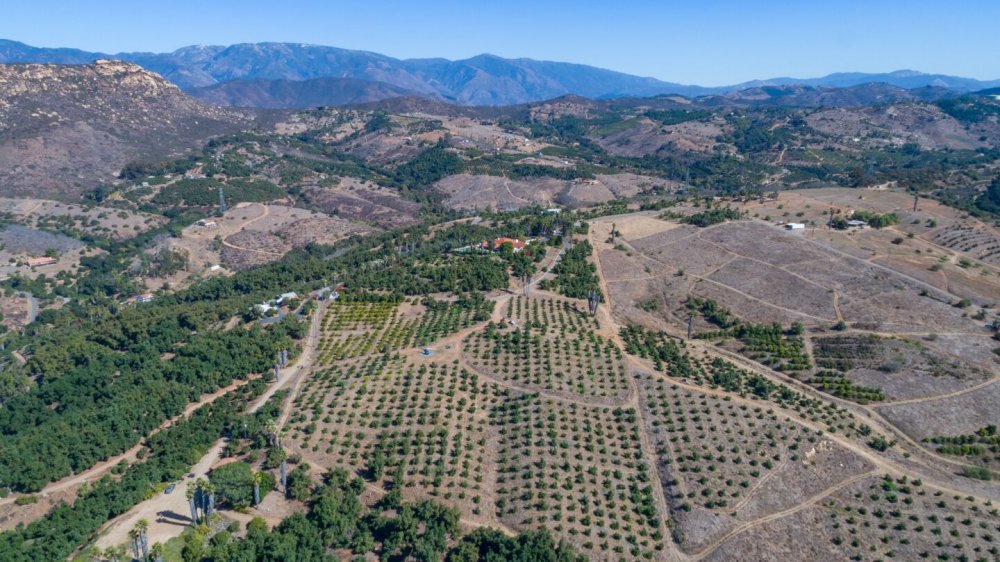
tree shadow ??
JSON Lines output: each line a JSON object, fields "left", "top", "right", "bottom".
{"left": 156, "top": 510, "right": 193, "bottom": 526}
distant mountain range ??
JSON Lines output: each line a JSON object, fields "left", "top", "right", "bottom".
{"left": 2, "top": 39, "right": 1000, "bottom": 107}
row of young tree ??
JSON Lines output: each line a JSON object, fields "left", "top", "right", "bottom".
{"left": 0, "top": 213, "right": 565, "bottom": 493}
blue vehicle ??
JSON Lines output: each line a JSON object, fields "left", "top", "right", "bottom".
{"left": 165, "top": 483, "right": 177, "bottom": 494}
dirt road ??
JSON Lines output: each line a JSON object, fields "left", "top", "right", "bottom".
{"left": 91, "top": 299, "right": 329, "bottom": 552}
{"left": 0, "top": 377, "right": 258, "bottom": 521}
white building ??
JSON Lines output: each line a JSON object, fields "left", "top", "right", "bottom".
{"left": 784, "top": 223, "right": 806, "bottom": 231}
{"left": 276, "top": 292, "right": 299, "bottom": 305}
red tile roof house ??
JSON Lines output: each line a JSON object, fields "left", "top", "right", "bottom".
{"left": 483, "top": 237, "right": 527, "bottom": 252}
{"left": 25, "top": 256, "right": 57, "bottom": 267}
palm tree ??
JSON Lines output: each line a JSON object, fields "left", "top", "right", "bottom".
{"left": 252, "top": 472, "right": 263, "bottom": 506}
{"left": 264, "top": 420, "right": 279, "bottom": 447}
{"left": 135, "top": 518, "right": 150, "bottom": 561}
{"left": 127, "top": 528, "right": 140, "bottom": 561}
{"left": 103, "top": 544, "right": 126, "bottom": 562}
{"left": 186, "top": 481, "right": 199, "bottom": 525}
{"left": 149, "top": 542, "right": 164, "bottom": 562}
{"left": 205, "top": 481, "right": 216, "bottom": 520}
{"left": 195, "top": 477, "right": 209, "bottom": 522}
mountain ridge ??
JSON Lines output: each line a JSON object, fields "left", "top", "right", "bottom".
{"left": 3, "top": 39, "right": 999, "bottom": 106}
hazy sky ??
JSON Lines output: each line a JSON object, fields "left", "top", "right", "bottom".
{"left": 2, "top": 0, "right": 997, "bottom": 85}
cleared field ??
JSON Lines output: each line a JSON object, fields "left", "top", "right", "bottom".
{"left": 157, "top": 202, "right": 372, "bottom": 284}
{"left": 876, "top": 380, "right": 1000, "bottom": 440}
{"left": 301, "top": 177, "right": 422, "bottom": 229}
{"left": 702, "top": 475, "right": 1000, "bottom": 562}
{"left": 706, "top": 257, "right": 837, "bottom": 321}
{"left": 463, "top": 297, "right": 632, "bottom": 404}
{"left": 614, "top": 219, "right": 984, "bottom": 337}
{"left": 811, "top": 334, "right": 991, "bottom": 402}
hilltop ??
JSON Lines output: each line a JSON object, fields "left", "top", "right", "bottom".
{"left": 0, "top": 60, "right": 262, "bottom": 198}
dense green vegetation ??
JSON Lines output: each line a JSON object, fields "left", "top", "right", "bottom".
{"left": 0, "top": 382, "right": 264, "bottom": 561}
{"left": 645, "top": 109, "right": 711, "bottom": 126}
{"left": 807, "top": 371, "right": 886, "bottom": 404}
{"left": 937, "top": 97, "right": 1000, "bottom": 124}
{"left": 850, "top": 210, "right": 900, "bottom": 229}
{"left": 160, "top": 467, "right": 583, "bottom": 562}
{"left": 545, "top": 240, "right": 602, "bottom": 300}
{"left": 668, "top": 206, "right": 743, "bottom": 227}
{"left": 976, "top": 176, "right": 1000, "bottom": 214}
{"left": 151, "top": 177, "right": 285, "bottom": 207}
{"left": 0, "top": 312, "right": 299, "bottom": 492}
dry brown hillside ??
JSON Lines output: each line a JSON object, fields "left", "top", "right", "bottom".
{"left": 0, "top": 60, "right": 264, "bottom": 199}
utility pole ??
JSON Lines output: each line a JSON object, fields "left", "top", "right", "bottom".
{"left": 218, "top": 185, "right": 227, "bottom": 215}
{"left": 687, "top": 313, "right": 693, "bottom": 340}
{"left": 913, "top": 193, "right": 919, "bottom": 212}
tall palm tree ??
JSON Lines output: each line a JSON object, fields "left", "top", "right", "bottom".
{"left": 127, "top": 529, "right": 140, "bottom": 562}
{"left": 264, "top": 420, "right": 279, "bottom": 447}
{"left": 195, "top": 477, "right": 209, "bottom": 522}
{"left": 185, "top": 481, "right": 199, "bottom": 525}
{"left": 252, "top": 472, "right": 263, "bottom": 506}
{"left": 135, "top": 518, "right": 150, "bottom": 561}
{"left": 204, "top": 481, "right": 216, "bottom": 520}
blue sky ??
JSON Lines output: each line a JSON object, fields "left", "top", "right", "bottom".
{"left": 2, "top": 0, "right": 997, "bottom": 85}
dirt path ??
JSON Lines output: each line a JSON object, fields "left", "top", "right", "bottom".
{"left": 689, "top": 470, "right": 879, "bottom": 561}
{"left": 878, "top": 376, "right": 999, "bottom": 407}
{"left": 832, "top": 289, "right": 844, "bottom": 321}
{"left": 0, "top": 376, "right": 258, "bottom": 514}
{"left": 90, "top": 300, "right": 329, "bottom": 552}
{"left": 219, "top": 204, "right": 285, "bottom": 256}
{"left": 274, "top": 300, "right": 330, "bottom": 430}
{"left": 502, "top": 174, "right": 531, "bottom": 205}
{"left": 587, "top": 215, "right": 1000, "bottom": 539}
{"left": 625, "top": 362, "right": 685, "bottom": 562}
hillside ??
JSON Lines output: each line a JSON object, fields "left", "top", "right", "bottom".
{"left": 0, "top": 60, "right": 261, "bottom": 199}
{"left": 187, "top": 75, "right": 419, "bottom": 108}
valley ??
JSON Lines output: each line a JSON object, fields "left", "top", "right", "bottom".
{"left": 0, "top": 49, "right": 996, "bottom": 562}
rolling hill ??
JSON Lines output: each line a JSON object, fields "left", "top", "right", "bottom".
{"left": 0, "top": 60, "right": 261, "bottom": 199}
{"left": 187, "top": 76, "right": 420, "bottom": 108}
